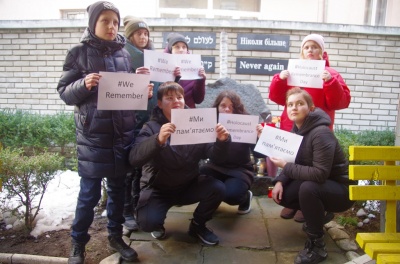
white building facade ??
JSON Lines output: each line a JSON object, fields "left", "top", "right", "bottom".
{"left": 0, "top": 0, "right": 399, "bottom": 132}
{"left": 1, "top": 0, "right": 399, "bottom": 27}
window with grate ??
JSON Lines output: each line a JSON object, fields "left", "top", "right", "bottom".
{"left": 60, "top": 9, "right": 87, "bottom": 20}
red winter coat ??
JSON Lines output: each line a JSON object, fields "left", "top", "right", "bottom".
{"left": 268, "top": 53, "right": 350, "bottom": 131}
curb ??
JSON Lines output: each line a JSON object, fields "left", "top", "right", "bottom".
{"left": 0, "top": 253, "right": 67, "bottom": 264}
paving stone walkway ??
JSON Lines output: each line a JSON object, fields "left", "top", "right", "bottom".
{"left": 100, "top": 196, "right": 352, "bottom": 264}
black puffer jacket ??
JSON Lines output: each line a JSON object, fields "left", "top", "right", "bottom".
{"left": 129, "top": 106, "right": 231, "bottom": 191}
{"left": 274, "top": 108, "right": 354, "bottom": 186}
{"left": 57, "top": 28, "right": 134, "bottom": 179}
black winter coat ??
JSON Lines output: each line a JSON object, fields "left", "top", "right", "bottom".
{"left": 274, "top": 108, "right": 354, "bottom": 186}
{"left": 129, "top": 107, "right": 230, "bottom": 191}
{"left": 123, "top": 40, "right": 162, "bottom": 136}
{"left": 57, "top": 28, "right": 135, "bottom": 179}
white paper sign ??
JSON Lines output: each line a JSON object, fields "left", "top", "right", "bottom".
{"left": 144, "top": 50, "right": 201, "bottom": 82}
{"left": 254, "top": 125, "right": 303, "bottom": 162}
{"left": 144, "top": 50, "right": 176, "bottom": 82}
{"left": 287, "top": 59, "right": 326, "bottom": 88}
{"left": 218, "top": 113, "right": 258, "bottom": 144}
{"left": 175, "top": 53, "right": 202, "bottom": 80}
{"left": 97, "top": 72, "right": 150, "bottom": 110}
{"left": 170, "top": 108, "right": 217, "bottom": 145}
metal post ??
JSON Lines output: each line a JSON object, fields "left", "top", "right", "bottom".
{"left": 219, "top": 31, "right": 228, "bottom": 79}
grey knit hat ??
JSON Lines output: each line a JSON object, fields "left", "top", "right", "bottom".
{"left": 167, "top": 33, "right": 189, "bottom": 53}
{"left": 123, "top": 16, "right": 150, "bottom": 38}
{"left": 87, "top": 1, "right": 120, "bottom": 34}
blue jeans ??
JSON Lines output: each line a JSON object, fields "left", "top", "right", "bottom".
{"left": 208, "top": 172, "right": 248, "bottom": 205}
{"left": 199, "top": 166, "right": 249, "bottom": 205}
{"left": 71, "top": 177, "right": 125, "bottom": 243}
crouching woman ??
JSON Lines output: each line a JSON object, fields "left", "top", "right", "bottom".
{"left": 268, "top": 87, "right": 356, "bottom": 264}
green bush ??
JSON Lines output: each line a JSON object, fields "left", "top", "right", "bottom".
{"left": 0, "top": 147, "right": 64, "bottom": 230}
{"left": 334, "top": 128, "right": 358, "bottom": 159}
{"left": 0, "top": 109, "right": 76, "bottom": 169}
{"left": 0, "top": 110, "right": 76, "bottom": 230}
{"left": 335, "top": 128, "right": 395, "bottom": 160}
{"left": 0, "top": 109, "right": 75, "bottom": 154}
{"left": 357, "top": 129, "right": 395, "bottom": 146}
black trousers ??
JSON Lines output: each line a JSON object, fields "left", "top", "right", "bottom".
{"left": 279, "top": 179, "right": 354, "bottom": 236}
{"left": 123, "top": 167, "right": 141, "bottom": 218}
{"left": 136, "top": 175, "right": 225, "bottom": 232}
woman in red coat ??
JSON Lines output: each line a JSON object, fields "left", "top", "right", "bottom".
{"left": 268, "top": 33, "right": 351, "bottom": 222}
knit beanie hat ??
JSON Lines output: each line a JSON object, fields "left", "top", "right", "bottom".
{"left": 167, "top": 33, "right": 189, "bottom": 53}
{"left": 87, "top": 1, "right": 120, "bottom": 33}
{"left": 301, "top": 34, "right": 325, "bottom": 53}
{"left": 123, "top": 16, "right": 150, "bottom": 38}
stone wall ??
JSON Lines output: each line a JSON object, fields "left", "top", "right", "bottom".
{"left": 0, "top": 19, "right": 399, "bottom": 132}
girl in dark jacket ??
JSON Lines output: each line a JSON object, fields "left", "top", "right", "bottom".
{"left": 129, "top": 81, "right": 230, "bottom": 246}
{"left": 164, "top": 33, "right": 206, "bottom": 108}
{"left": 121, "top": 15, "right": 161, "bottom": 232}
{"left": 199, "top": 90, "right": 260, "bottom": 215}
{"left": 56, "top": 1, "right": 137, "bottom": 263}
{"left": 268, "top": 87, "right": 355, "bottom": 264}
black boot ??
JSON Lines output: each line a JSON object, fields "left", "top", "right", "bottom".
{"left": 294, "top": 234, "right": 327, "bottom": 264}
{"left": 68, "top": 240, "right": 86, "bottom": 264}
{"left": 108, "top": 235, "right": 138, "bottom": 262}
{"left": 302, "top": 212, "right": 334, "bottom": 232}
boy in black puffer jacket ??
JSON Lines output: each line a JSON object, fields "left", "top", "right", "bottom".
{"left": 57, "top": 1, "right": 140, "bottom": 263}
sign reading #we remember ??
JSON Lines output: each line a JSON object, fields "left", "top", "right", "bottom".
{"left": 218, "top": 113, "right": 258, "bottom": 144}
{"left": 254, "top": 125, "right": 303, "bottom": 163}
{"left": 170, "top": 108, "right": 217, "bottom": 145}
{"left": 144, "top": 50, "right": 202, "bottom": 82}
{"left": 287, "top": 59, "right": 326, "bottom": 88}
{"left": 237, "top": 33, "right": 290, "bottom": 52}
{"left": 97, "top": 72, "right": 150, "bottom": 110}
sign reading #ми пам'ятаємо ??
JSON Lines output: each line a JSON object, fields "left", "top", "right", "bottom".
{"left": 162, "top": 32, "right": 217, "bottom": 49}
{"left": 237, "top": 34, "right": 290, "bottom": 52}
{"left": 236, "top": 58, "right": 288, "bottom": 75}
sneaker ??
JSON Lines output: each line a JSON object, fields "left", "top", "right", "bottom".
{"left": 68, "top": 240, "right": 85, "bottom": 264}
{"left": 108, "top": 235, "right": 138, "bottom": 262}
{"left": 280, "top": 207, "right": 297, "bottom": 219}
{"left": 123, "top": 217, "right": 139, "bottom": 231}
{"left": 237, "top": 190, "right": 253, "bottom": 215}
{"left": 188, "top": 220, "right": 219, "bottom": 246}
{"left": 151, "top": 227, "right": 166, "bottom": 239}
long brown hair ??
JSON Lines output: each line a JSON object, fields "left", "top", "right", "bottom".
{"left": 212, "top": 90, "right": 248, "bottom": 115}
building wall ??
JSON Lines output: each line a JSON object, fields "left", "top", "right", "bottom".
{"left": 0, "top": 19, "right": 399, "bottom": 132}
{"left": 1, "top": 0, "right": 400, "bottom": 27}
